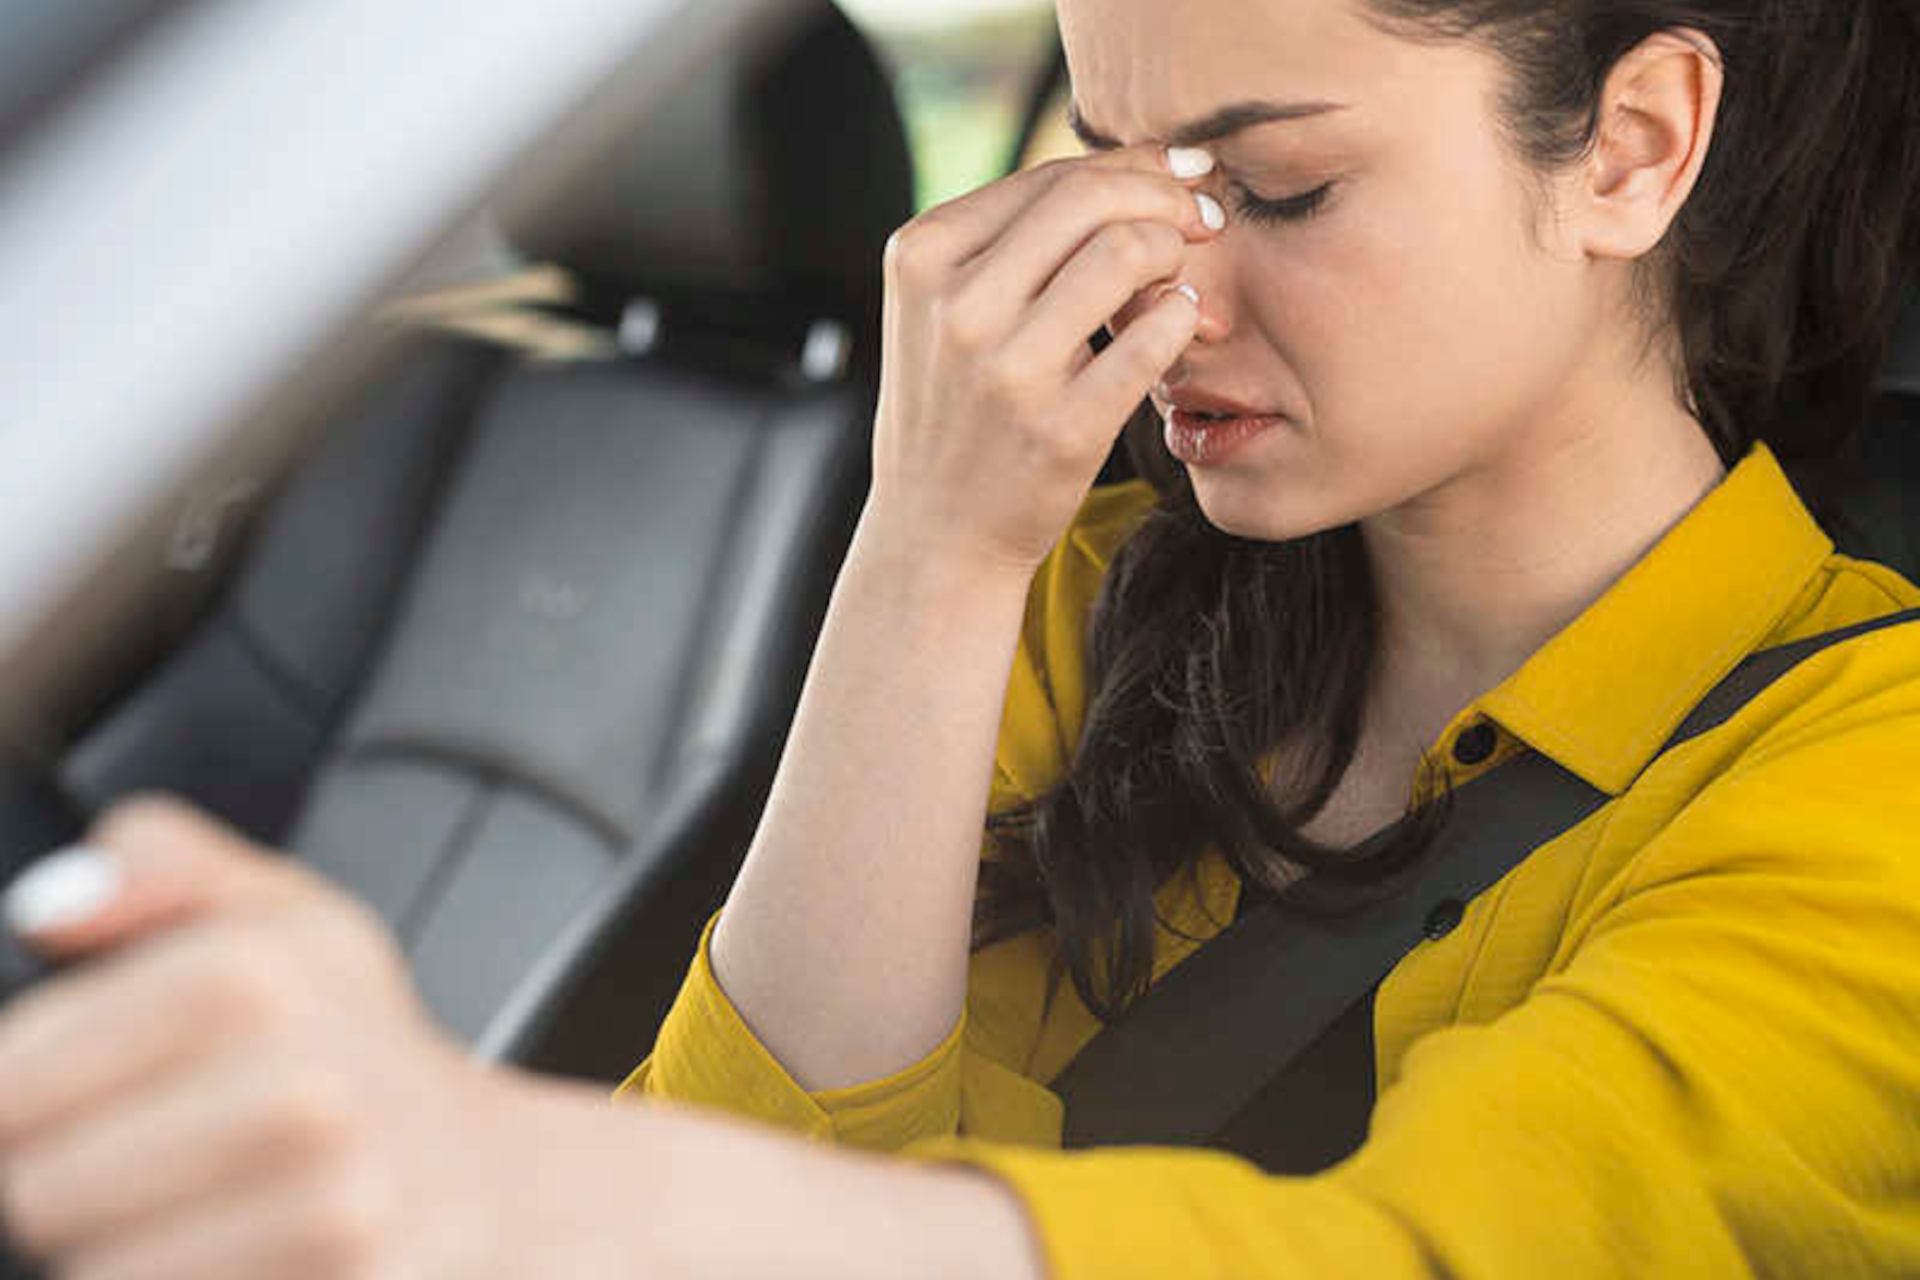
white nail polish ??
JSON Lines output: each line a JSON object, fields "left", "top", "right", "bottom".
{"left": 1195, "top": 192, "right": 1226, "bottom": 231}
{"left": 4, "top": 847, "right": 120, "bottom": 936}
{"left": 1167, "top": 146, "right": 1215, "bottom": 179}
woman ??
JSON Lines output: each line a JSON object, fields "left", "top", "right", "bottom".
{"left": 3, "top": 0, "right": 1919, "bottom": 1275}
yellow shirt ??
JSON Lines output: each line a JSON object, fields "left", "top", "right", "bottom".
{"left": 617, "top": 439, "right": 1920, "bottom": 1278}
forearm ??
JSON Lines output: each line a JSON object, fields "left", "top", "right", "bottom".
{"left": 707, "top": 506, "right": 1034, "bottom": 1091}
{"left": 514, "top": 1076, "right": 1047, "bottom": 1280}
{"left": 658, "top": 1100, "right": 1046, "bottom": 1280}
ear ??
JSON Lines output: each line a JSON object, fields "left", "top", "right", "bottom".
{"left": 1576, "top": 29, "right": 1724, "bottom": 261}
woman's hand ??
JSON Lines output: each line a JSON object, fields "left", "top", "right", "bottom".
{"left": 0, "top": 795, "right": 1048, "bottom": 1280}
{"left": 864, "top": 143, "right": 1221, "bottom": 579}
{"left": 0, "top": 797, "right": 535, "bottom": 1280}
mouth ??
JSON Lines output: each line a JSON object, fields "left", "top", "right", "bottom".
{"left": 1163, "top": 406, "right": 1285, "bottom": 466}
{"left": 1151, "top": 383, "right": 1290, "bottom": 465}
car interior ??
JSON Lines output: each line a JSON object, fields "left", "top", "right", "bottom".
{"left": 1, "top": 0, "right": 1917, "bottom": 1095}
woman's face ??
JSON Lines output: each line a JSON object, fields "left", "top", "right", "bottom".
{"left": 1061, "top": 0, "right": 1615, "bottom": 540}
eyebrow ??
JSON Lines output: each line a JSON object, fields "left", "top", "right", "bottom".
{"left": 1067, "top": 98, "right": 1349, "bottom": 151}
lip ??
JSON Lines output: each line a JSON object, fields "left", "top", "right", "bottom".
{"left": 1164, "top": 408, "right": 1283, "bottom": 466}
{"left": 1158, "top": 386, "right": 1280, "bottom": 419}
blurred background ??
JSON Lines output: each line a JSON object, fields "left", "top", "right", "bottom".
{"left": 390, "top": 0, "right": 1082, "bottom": 295}
{"left": 839, "top": 0, "right": 1067, "bottom": 209}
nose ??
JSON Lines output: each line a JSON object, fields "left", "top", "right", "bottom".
{"left": 1102, "top": 233, "right": 1233, "bottom": 356}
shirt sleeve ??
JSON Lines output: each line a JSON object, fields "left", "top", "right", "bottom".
{"left": 613, "top": 785, "right": 1071, "bottom": 1149}
{"left": 900, "top": 698, "right": 1920, "bottom": 1278}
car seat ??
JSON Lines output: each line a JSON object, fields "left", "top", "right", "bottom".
{"left": 1839, "top": 295, "right": 1920, "bottom": 578}
{"left": 47, "top": 0, "right": 913, "bottom": 1081}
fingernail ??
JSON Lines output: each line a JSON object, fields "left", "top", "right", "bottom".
{"left": 1166, "top": 146, "right": 1215, "bottom": 179}
{"left": 1170, "top": 283, "right": 1200, "bottom": 307}
{"left": 4, "top": 847, "right": 121, "bottom": 936}
{"left": 1195, "top": 192, "right": 1226, "bottom": 231}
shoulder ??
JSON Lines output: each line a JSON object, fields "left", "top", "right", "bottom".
{"left": 1754, "top": 551, "right": 1920, "bottom": 725}
{"left": 1628, "top": 555, "right": 1920, "bottom": 894}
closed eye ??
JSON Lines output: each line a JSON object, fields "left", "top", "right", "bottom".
{"left": 1229, "top": 180, "right": 1334, "bottom": 226}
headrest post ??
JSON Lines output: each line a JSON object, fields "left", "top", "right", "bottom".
{"left": 800, "top": 319, "right": 850, "bottom": 383}
{"left": 618, "top": 299, "right": 662, "bottom": 357}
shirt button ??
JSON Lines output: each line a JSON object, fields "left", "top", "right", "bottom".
{"left": 1423, "top": 898, "right": 1465, "bottom": 940}
{"left": 1452, "top": 720, "right": 1498, "bottom": 765}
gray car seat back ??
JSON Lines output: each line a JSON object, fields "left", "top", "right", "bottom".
{"left": 62, "top": 0, "right": 912, "bottom": 1066}
{"left": 64, "top": 338, "right": 505, "bottom": 837}
{"left": 330, "top": 368, "right": 770, "bottom": 840}
{"left": 291, "top": 364, "right": 864, "bottom": 1040}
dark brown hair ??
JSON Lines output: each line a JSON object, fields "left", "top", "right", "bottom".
{"left": 977, "top": 0, "right": 1920, "bottom": 1023}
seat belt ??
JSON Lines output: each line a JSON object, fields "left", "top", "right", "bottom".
{"left": 1052, "top": 606, "right": 1920, "bottom": 1163}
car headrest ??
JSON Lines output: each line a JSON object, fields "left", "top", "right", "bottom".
{"left": 502, "top": 0, "right": 912, "bottom": 319}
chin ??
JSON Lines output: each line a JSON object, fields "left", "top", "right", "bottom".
{"left": 1188, "top": 468, "right": 1346, "bottom": 544}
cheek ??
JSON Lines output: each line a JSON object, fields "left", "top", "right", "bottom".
{"left": 1201, "top": 172, "right": 1582, "bottom": 540}
{"left": 1257, "top": 168, "right": 1572, "bottom": 449}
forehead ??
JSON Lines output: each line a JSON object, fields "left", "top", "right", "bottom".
{"left": 1053, "top": 0, "right": 1422, "bottom": 144}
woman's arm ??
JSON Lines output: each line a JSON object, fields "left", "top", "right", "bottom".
{"left": 704, "top": 533, "right": 1031, "bottom": 1090}
{"left": 505, "top": 1073, "right": 1049, "bottom": 1280}
{"left": 702, "top": 141, "right": 1219, "bottom": 1092}
{"left": 622, "top": 513, "right": 1127, "bottom": 1150}
{"left": 0, "top": 801, "right": 1052, "bottom": 1280}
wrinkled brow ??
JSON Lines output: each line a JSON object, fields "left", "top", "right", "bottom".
{"left": 1067, "top": 98, "right": 1349, "bottom": 151}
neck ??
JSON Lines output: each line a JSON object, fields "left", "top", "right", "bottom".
{"left": 1359, "top": 385, "right": 1729, "bottom": 738}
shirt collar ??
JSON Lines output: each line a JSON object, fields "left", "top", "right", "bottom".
{"left": 1474, "top": 439, "right": 1834, "bottom": 797}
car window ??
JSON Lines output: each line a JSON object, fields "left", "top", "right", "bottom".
{"left": 838, "top": 0, "right": 1055, "bottom": 210}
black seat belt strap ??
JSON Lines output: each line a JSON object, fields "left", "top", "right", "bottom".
{"left": 1053, "top": 606, "right": 1920, "bottom": 1152}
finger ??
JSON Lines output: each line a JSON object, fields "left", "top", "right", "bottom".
{"left": 4, "top": 795, "right": 297, "bottom": 961}
{"left": 0, "top": 920, "right": 292, "bottom": 1146}
{"left": 1064, "top": 284, "right": 1202, "bottom": 432}
{"left": 953, "top": 164, "right": 1220, "bottom": 323}
{"left": 893, "top": 142, "right": 1212, "bottom": 275}
{"left": 1002, "top": 218, "right": 1187, "bottom": 379}
{"left": 3, "top": 1049, "right": 326, "bottom": 1256}
{"left": 55, "top": 1168, "right": 386, "bottom": 1280}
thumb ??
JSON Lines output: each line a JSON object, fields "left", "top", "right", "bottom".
{"left": 3, "top": 794, "right": 293, "bottom": 961}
